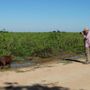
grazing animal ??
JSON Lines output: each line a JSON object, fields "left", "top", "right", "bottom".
{"left": 0, "top": 56, "right": 12, "bottom": 69}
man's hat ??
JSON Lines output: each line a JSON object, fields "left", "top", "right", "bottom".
{"left": 83, "top": 27, "right": 89, "bottom": 31}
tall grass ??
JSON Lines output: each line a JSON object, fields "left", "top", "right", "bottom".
{"left": 0, "top": 32, "right": 84, "bottom": 57}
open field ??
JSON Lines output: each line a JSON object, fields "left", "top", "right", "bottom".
{"left": 0, "top": 32, "right": 84, "bottom": 58}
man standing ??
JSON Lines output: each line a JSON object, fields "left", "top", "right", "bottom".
{"left": 81, "top": 27, "right": 90, "bottom": 64}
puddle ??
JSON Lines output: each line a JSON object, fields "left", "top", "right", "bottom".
{"left": 10, "top": 60, "right": 36, "bottom": 69}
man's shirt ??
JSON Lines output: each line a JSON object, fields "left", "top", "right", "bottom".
{"left": 84, "top": 31, "right": 90, "bottom": 48}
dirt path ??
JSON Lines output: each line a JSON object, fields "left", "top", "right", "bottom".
{"left": 0, "top": 58, "right": 90, "bottom": 90}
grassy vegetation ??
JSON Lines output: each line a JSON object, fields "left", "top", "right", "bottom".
{"left": 0, "top": 32, "right": 84, "bottom": 58}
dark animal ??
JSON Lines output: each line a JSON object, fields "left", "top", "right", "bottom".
{"left": 0, "top": 56, "right": 12, "bottom": 69}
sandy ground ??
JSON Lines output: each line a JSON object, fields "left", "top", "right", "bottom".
{"left": 0, "top": 58, "right": 90, "bottom": 90}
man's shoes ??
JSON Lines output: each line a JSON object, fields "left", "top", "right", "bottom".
{"left": 84, "top": 61, "right": 90, "bottom": 64}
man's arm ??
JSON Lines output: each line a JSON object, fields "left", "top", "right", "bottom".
{"left": 80, "top": 32, "right": 87, "bottom": 39}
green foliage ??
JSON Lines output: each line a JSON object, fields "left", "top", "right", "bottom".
{"left": 0, "top": 32, "right": 84, "bottom": 57}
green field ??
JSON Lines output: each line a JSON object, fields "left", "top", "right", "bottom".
{"left": 0, "top": 32, "right": 84, "bottom": 58}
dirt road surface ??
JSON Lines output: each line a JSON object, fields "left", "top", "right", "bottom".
{"left": 0, "top": 58, "right": 90, "bottom": 90}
